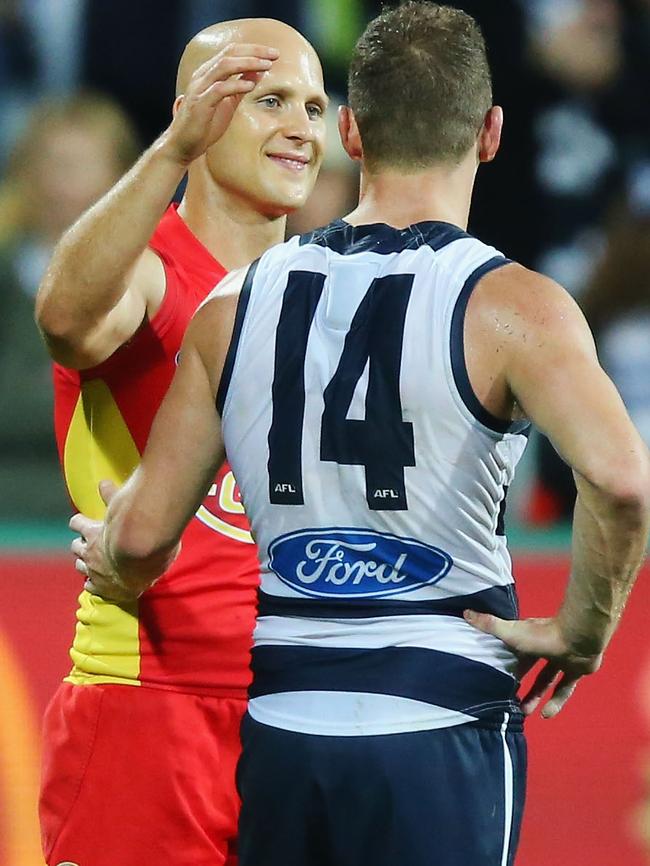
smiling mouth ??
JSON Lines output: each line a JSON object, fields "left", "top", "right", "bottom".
{"left": 267, "top": 155, "right": 310, "bottom": 172}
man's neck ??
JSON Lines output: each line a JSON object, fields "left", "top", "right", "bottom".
{"left": 344, "top": 157, "right": 477, "bottom": 231}
{"left": 177, "top": 170, "right": 287, "bottom": 271}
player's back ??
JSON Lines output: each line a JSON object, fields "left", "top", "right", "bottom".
{"left": 221, "top": 219, "right": 530, "bottom": 736}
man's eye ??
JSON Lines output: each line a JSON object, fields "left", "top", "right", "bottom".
{"left": 307, "top": 104, "right": 323, "bottom": 119}
{"left": 260, "top": 96, "right": 280, "bottom": 109}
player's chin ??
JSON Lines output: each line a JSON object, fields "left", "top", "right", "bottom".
{"left": 263, "top": 185, "right": 315, "bottom": 218}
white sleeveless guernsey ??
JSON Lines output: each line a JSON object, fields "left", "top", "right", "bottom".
{"left": 218, "top": 220, "right": 529, "bottom": 736}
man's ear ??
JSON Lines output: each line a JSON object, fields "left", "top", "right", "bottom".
{"left": 478, "top": 105, "right": 503, "bottom": 163}
{"left": 338, "top": 105, "right": 363, "bottom": 162}
{"left": 172, "top": 95, "right": 184, "bottom": 118}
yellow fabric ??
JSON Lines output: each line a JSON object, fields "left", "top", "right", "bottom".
{"left": 65, "top": 591, "right": 141, "bottom": 685}
{"left": 63, "top": 379, "right": 141, "bottom": 519}
{"left": 63, "top": 380, "right": 141, "bottom": 685}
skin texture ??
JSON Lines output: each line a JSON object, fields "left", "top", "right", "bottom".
{"left": 35, "top": 18, "right": 326, "bottom": 369}
{"left": 70, "top": 96, "right": 650, "bottom": 722}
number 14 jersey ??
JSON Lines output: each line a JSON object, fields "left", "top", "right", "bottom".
{"left": 220, "top": 219, "right": 530, "bottom": 736}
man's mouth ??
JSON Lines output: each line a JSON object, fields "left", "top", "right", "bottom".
{"left": 267, "top": 153, "right": 310, "bottom": 172}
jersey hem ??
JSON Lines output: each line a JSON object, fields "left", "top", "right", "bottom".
{"left": 63, "top": 673, "right": 250, "bottom": 700}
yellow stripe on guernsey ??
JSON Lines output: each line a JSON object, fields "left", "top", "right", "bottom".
{"left": 63, "top": 379, "right": 142, "bottom": 686}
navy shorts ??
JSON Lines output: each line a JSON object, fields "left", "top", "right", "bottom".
{"left": 237, "top": 712, "right": 526, "bottom": 866}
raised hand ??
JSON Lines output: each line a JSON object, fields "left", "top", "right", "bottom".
{"left": 163, "top": 43, "right": 279, "bottom": 165}
{"left": 464, "top": 610, "right": 602, "bottom": 719}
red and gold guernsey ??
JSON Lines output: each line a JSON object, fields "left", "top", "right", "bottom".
{"left": 53, "top": 204, "right": 258, "bottom": 697}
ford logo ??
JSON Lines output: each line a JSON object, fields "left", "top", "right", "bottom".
{"left": 268, "top": 528, "right": 453, "bottom": 598}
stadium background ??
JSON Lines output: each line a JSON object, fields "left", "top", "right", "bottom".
{"left": 1, "top": 1, "right": 649, "bottom": 863}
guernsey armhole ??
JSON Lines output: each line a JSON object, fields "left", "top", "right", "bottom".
{"left": 144, "top": 247, "right": 180, "bottom": 341}
{"left": 449, "top": 257, "right": 530, "bottom": 437}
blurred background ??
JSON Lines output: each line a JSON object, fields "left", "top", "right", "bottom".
{"left": 0, "top": 0, "right": 649, "bottom": 863}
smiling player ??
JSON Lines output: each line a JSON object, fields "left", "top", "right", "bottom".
{"left": 35, "top": 18, "right": 326, "bottom": 866}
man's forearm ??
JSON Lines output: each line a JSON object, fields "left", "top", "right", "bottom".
{"left": 559, "top": 474, "right": 650, "bottom": 655}
{"left": 101, "top": 476, "right": 181, "bottom": 599}
{"left": 36, "top": 133, "right": 187, "bottom": 332}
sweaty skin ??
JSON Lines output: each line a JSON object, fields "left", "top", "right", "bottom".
{"left": 36, "top": 18, "right": 326, "bottom": 369}
{"left": 36, "top": 19, "right": 327, "bottom": 866}
{"left": 69, "top": 78, "right": 650, "bottom": 726}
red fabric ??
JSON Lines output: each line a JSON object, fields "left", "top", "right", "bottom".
{"left": 40, "top": 682, "right": 244, "bottom": 866}
{"left": 52, "top": 205, "right": 259, "bottom": 695}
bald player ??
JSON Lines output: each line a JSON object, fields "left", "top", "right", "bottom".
{"left": 35, "top": 19, "right": 326, "bottom": 866}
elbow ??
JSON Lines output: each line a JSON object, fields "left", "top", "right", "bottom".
{"left": 34, "top": 283, "right": 55, "bottom": 334}
{"left": 35, "top": 282, "right": 98, "bottom": 368}
{"left": 35, "top": 280, "right": 77, "bottom": 342}
{"left": 590, "top": 457, "right": 650, "bottom": 521}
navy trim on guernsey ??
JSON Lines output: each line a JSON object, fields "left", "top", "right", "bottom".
{"left": 250, "top": 645, "right": 519, "bottom": 720}
{"left": 215, "top": 258, "right": 258, "bottom": 416}
{"left": 450, "top": 257, "right": 531, "bottom": 436}
{"left": 496, "top": 485, "right": 509, "bottom": 536}
{"left": 257, "top": 584, "right": 518, "bottom": 621}
{"left": 300, "top": 218, "right": 469, "bottom": 256}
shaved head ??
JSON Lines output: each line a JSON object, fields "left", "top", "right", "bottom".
{"left": 176, "top": 18, "right": 321, "bottom": 96}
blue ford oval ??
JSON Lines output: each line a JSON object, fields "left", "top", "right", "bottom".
{"left": 268, "top": 527, "right": 453, "bottom": 599}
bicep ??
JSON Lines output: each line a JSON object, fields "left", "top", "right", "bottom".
{"left": 39, "top": 248, "right": 165, "bottom": 369}
{"left": 134, "top": 327, "right": 225, "bottom": 544}
{"left": 125, "top": 285, "right": 241, "bottom": 546}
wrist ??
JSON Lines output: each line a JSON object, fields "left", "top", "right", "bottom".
{"left": 556, "top": 608, "right": 608, "bottom": 657}
{"left": 152, "top": 131, "right": 195, "bottom": 171}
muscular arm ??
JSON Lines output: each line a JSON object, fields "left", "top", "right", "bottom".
{"left": 465, "top": 264, "right": 650, "bottom": 714}
{"left": 35, "top": 142, "right": 183, "bottom": 369}
{"left": 35, "top": 44, "right": 277, "bottom": 369}
{"left": 69, "top": 269, "right": 246, "bottom": 598}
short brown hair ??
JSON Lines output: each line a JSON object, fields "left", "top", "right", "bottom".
{"left": 348, "top": 2, "right": 492, "bottom": 170}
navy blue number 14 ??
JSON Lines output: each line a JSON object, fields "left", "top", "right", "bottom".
{"left": 268, "top": 271, "right": 415, "bottom": 510}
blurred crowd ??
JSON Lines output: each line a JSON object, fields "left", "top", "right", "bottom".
{"left": 1, "top": 0, "right": 649, "bottom": 523}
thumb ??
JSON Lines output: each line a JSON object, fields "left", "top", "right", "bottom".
{"left": 99, "top": 479, "right": 119, "bottom": 506}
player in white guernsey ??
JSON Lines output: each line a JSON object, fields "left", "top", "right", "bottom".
{"left": 70, "top": 4, "right": 650, "bottom": 865}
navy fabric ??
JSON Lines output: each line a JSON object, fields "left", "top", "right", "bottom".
{"left": 267, "top": 270, "right": 327, "bottom": 505}
{"left": 449, "top": 257, "right": 530, "bottom": 436}
{"left": 250, "top": 645, "right": 520, "bottom": 720}
{"left": 216, "top": 258, "right": 258, "bottom": 416}
{"left": 257, "top": 583, "right": 518, "bottom": 621}
{"left": 299, "top": 219, "right": 469, "bottom": 256}
{"left": 237, "top": 713, "right": 527, "bottom": 866}
{"left": 496, "top": 486, "right": 509, "bottom": 537}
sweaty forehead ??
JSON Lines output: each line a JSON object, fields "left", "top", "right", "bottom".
{"left": 256, "top": 50, "right": 325, "bottom": 94}
{"left": 176, "top": 19, "right": 323, "bottom": 95}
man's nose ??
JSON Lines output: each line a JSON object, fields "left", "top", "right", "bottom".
{"left": 281, "top": 105, "right": 314, "bottom": 143}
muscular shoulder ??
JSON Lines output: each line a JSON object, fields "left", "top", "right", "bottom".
{"left": 182, "top": 266, "right": 248, "bottom": 393}
{"left": 464, "top": 263, "right": 596, "bottom": 422}
{"left": 468, "top": 263, "right": 581, "bottom": 336}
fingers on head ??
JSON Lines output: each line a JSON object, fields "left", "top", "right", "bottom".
{"left": 193, "top": 50, "right": 275, "bottom": 89}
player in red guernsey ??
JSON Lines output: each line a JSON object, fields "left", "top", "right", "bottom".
{"left": 35, "top": 18, "right": 326, "bottom": 866}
